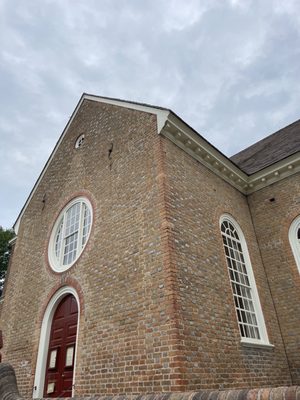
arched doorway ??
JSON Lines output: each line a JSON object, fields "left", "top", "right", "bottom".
{"left": 43, "top": 294, "right": 78, "bottom": 397}
{"left": 33, "top": 287, "right": 80, "bottom": 399}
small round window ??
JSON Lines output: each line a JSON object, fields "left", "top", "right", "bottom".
{"left": 48, "top": 197, "right": 92, "bottom": 272}
{"left": 75, "top": 134, "right": 85, "bottom": 149}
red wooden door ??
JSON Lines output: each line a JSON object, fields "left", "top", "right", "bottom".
{"left": 44, "top": 294, "right": 78, "bottom": 397}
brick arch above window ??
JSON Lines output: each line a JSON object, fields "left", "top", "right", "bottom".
{"left": 220, "top": 214, "right": 272, "bottom": 347}
{"left": 289, "top": 216, "right": 300, "bottom": 274}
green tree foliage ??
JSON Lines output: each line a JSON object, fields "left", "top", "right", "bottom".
{"left": 0, "top": 226, "right": 15, "bottom": 296}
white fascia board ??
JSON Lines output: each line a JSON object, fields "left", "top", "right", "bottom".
{"left": 161, "top": 113, "right": 300, "bottom": 195}
{"left": 247, "top": 152, "right": 300, "bottom": 193}
{"left": 13, "top": 94, "right": 170, "bottom": 234}
{"left": 13, "top": 93, "right": 300, "bottom": 234}
{"left": 83, "top": 94, "right": 170, "bottom": 133}
{"left": 167, "top": 113, "right": 247, "bottom": 179}
{"left": 13, "top": 95, "right": 85, "bottom": 234}
{"left": 161, "top": 113, "right": 249, "bottom": 193}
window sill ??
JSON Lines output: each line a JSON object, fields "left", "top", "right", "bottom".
{"left": 240, "top": 339, "right": 274, "bottom": 350}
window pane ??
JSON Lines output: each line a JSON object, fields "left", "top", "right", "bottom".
{"left": 65, "top": 203, "right": 80, "bottom": 237}
{"left": 63, "top": 232, "right": 78, "bottom": 265}
{"left": 50, "top": 197, "right": 93, "bottom": 271}
{"left": 61, "top": 202, "right": 81, "bottom": 265}
{"left": 221, "top": 219, "right": 261, "bottom": 340}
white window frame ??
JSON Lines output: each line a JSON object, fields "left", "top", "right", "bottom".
{"left": 289, "top": 216, "right": 300, "bottom": 274}
{"left": 220, "top": 214, "right": 271, "bottom": 347}
{"left": 75, "top": 134, "right": 85, "bottom": 149}
{"left": 48, "top": 197, "right": 92, "bottom": 273}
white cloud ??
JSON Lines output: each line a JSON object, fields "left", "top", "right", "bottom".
{"left": 1, "top": 0, "right": 300, "bottom": 227}
{"left": 162, "top": 0, "right": 211, "bottom": 32}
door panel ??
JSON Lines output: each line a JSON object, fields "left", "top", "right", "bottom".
{"left": 44, "top": 294, "right": 78, "bottom": 397}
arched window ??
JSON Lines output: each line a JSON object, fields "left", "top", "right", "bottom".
{"left": 289, "top": 216, "right": 300, "bottom": 274}
{"left": 220, "top": 215, "right": 270, "bottom": 345}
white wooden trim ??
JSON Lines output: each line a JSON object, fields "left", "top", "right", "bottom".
{"left": 240, "top": 339, "right": 274, "bottom": 349}
{"left": 161, "top": 119, "right": 300, "bottom": 195}
{"left": 13, "top": 94, "right": 300, "bottom": 233}
{"left": 82, "top": 94, "right": 170, "bottom": 133}
{"left": 289, "top": 216, "right": 300, "bottom": 274}
{"left": 33, "top": 286, "right": 80, "bottom": 398}
{"left": 13, "top": 94, "right": 170, "bottom": 234}
{"left": 8, "top": 236, "right": 17, "bottom": 245}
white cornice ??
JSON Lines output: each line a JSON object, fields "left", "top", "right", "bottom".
{"left": 12, "top": 95, "right": 299, "bottom": 234}
{"left": 246, "top": 152, "right": 300, "bottom": 193}
{"left": 162, "top": 117, "right": 248, "bottom": 193}
{"left": 160, "top": 115, "right": 300, "bottom": 195}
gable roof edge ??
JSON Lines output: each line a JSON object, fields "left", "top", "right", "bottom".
{"left": 161, "top": 113, "right": 249, "bottom": 193}
{"left": 13, "top": 94, "right": 85, "bottom": 234}
{"left": 161, "top": 113, "right": 300, "bottom": 194}
{"left": 13, "top": 94, "right": 170, "bottom": 234}
{"left": 83, "top": 94, "right": 170, "bottom": 132}
{"left": 13, "top": 94, "right": 300, "bottom": 234}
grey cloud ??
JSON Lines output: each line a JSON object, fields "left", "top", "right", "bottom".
{"left": 1, "top": 0, "right": 300, "bottom": 227}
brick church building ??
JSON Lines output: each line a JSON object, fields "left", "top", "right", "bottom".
{"left": 0, "top": 94, "right": 299, "bottom": 398}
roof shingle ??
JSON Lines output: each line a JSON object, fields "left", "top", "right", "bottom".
{"left": 231, "top": 119, "right": 300, "bottom": 175}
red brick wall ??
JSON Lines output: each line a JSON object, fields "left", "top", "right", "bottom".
{"left": 0, "top": 100, "right": 182, "bottom": 396}
{"left": 162, "top": 137, "right": 292, "bottom": 389}
{"left": 247, "top": 175, "right": 300, "bottom": 385}
{"left": 0, "top": 99, "right": 296, "bottom": 396}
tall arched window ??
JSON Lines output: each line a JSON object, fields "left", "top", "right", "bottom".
{"left": 289, "top": 216, "right": 300, "bottom": 274}
{"left": 220, "top": 215, "right": 270, "bottom": 345}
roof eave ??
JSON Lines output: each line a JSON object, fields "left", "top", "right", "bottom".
{"left": 161, "top": 113, "right": 249, "bottom": 193}
{"left": 160, "top": 113, "right": 300, "bottom": 195}
{"left": 13, "top": 94, "right": 171, "bottom": 234}
{"left": 12, "top": 94, "right": 300, "bottom": 234}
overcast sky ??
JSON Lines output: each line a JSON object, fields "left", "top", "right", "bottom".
{"left": 1, "top": 0, "right": 300, "bottom": 229}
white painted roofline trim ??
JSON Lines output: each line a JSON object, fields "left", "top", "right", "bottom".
{"left": 82, "top": 94, "right": 170, "bottom": 133}
{"left": 12, "top": 93, "right": 300, "bottom": 234}
{"left": 160, "top": 118, "right": 300, "bottom": 195}
{"left": 13, "top": 93, "right": 170, "bottom": 234}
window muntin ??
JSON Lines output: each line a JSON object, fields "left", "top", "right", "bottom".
{"left": 289, "top": 216, "right": 300, "bottom": 274}
{"left": 220, "top": 215, "right": 269, "bottom": 345}
{"left": 49, "top": 197, "right": 92, "bottom": 272}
